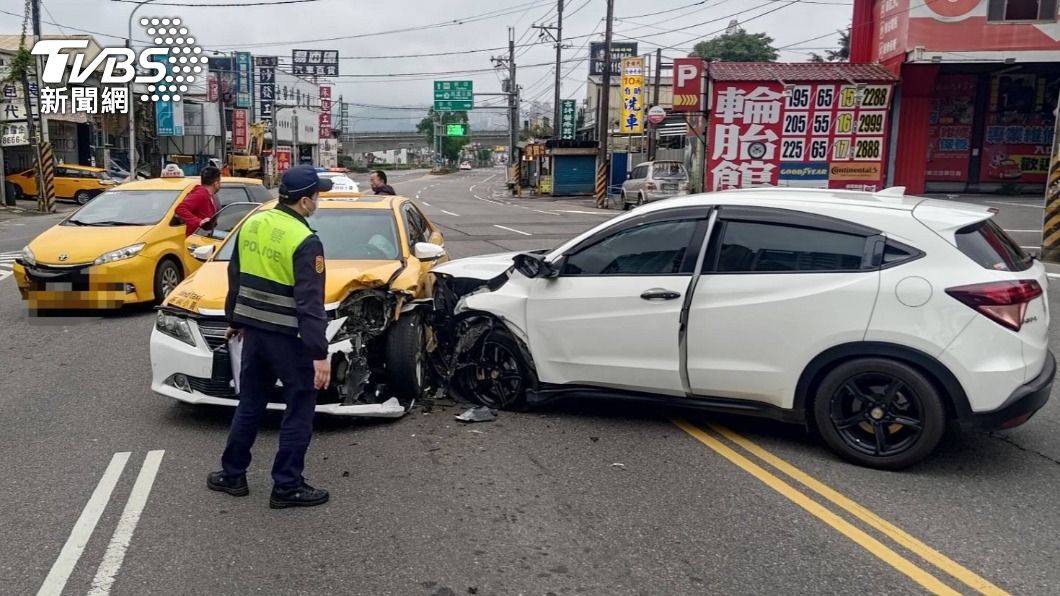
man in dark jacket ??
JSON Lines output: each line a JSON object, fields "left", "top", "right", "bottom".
{"left": 175, "top": 166, "right": 222, "bottom": 236}
{"left": 370, "top": 170, "right": 396, "bottom": 195}
{"left": 207, "top": 165, "right": 334, "bottom": 509}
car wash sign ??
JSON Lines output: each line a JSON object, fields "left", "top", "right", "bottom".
{"left": 707, "top": 81, "right": 893, "bottom": 191}
{"left": 620, "top": 57, "right": 645, "bottom": 135}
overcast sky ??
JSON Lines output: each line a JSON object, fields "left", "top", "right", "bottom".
{"left": 0, "top": 0, "right": 852, "bottom": 131}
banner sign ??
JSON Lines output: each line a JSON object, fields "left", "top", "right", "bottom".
{"left": 155, "top": 97, "right": 185, "bottom": 136}
{"left": 560, "top": 99, "right": 576, "bottom": 140}
{"left": 620, "top": 57, "right": 645, "bottom": 134}
{"left": 275, "top": 145, "right": 293, "bottom": 173}
{"left": 926, "top": 74, "right": 975, "bottom": 182}
{"left": 319, "top": 85, "right": 332, "bottom": 138}
{"left": 233, "top": 108, "right": 248, "bottom": 150}
{"left": 254, "top": 56, "right": 278, "bottom": 67}
{"left": 207, "top": 73, "right": 219, "bottom": 103}
{"left": 339, "top": 99, "right": 349, "bottom": 133}
{"left": 292, "top": 49, "right": 339, "bottom": 77}
{"left": 672, "top": 58, "right": 706, "bottom": 112}
{"left": 1, "top": 121, "right": 29, "bottom": 146}
{"left": 589, "top": 42, "right": 637, "bottom": 77}
{"left": 235, "top": 52, "right": 252, "bottom": 108}
{"left": 258, "top": 63, "right": 275, "bottom": 121}
{"left": 706, "top": 81, "right": 893, "bottom": 191}
{"left": 979, "top": 72, "right": 1057, "bottom": 184}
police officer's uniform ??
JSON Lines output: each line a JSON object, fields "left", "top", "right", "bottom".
{"left": 207, "top": 166, "right": 332, "bottom": 508}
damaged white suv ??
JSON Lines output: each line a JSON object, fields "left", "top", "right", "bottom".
{"left": 429, "top": 188, "right": 1054, "bottom": 469}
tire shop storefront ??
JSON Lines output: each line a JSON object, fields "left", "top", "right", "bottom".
{"left": 704, "top": 62, "right": 899, "bottom": 193}
{"left": 851, "top": 0, "right": 1060, "bottom": 194}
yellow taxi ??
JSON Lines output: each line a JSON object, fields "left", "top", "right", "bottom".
{"left": 6, "top": 164, "right": 117, "bottom": 205}
{"left": 13, "top": 176, "right": 268, "bottom": 309}
{"left": 150, "top": 193, "right": 447, "bottom": 417}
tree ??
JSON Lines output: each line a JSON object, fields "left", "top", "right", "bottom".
{"left": 417, "top": 109, "right": 471, "bottom": 163}
{"left": 690, "top": 20, "right": 778, "bottom": 62}
{"left": 809, "top": 28, "right": 851, "bottom": 63}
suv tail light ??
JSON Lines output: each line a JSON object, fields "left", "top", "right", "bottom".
{"left": 945, "top": 280, "right": 1043, "bottom": 331}
{"left": 644, "top": 181, "right": 656, "bottom": 190}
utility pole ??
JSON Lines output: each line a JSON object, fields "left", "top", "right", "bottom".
{"left": 1040, "top": 93, "right": 1060, "bottom": 261}
{"left": 648, "top": 47, "right": 662, "bottom": 161}
{"left": 533, "top": 2, "right": 564, "bottom": 139}
{"left": 28, "top": 0, "right": 53, "bottom": 212}
{"left": 509, "top": 28, "right": 518, "bottom": 172}
{"left": 594, "top": 0, "right": 615, "bottom": 208}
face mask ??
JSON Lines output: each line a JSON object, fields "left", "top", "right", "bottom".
{"left": 302, "top": 194, "right": 318, "bottom": 217}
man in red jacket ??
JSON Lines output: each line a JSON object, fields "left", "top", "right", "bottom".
{"left": 175, "top": 165, "right": 222, "bottom": 237}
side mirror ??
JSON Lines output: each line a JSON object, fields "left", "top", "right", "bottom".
{"left": 513, "top": 253, "right": 557, "bottom": 279}
{"left": 413, "top": 241, "right": 446, "bottom": 261}
{"left": 192, "top": 244, "right": 215, "bottom": 262}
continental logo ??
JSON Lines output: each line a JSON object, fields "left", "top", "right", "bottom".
{"left": 673, "top": 94, "right": 699, "bottom": 107}
{"left": 829, "top": 163, "right": 881, "bottom": 180}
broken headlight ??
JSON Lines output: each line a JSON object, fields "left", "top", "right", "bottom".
{"left": 156, "top": 310, "right": 196, "bottom": 346}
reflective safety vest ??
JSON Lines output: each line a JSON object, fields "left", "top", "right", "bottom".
{"left": 231, "top": 208, "right": 313, "bottom": 333}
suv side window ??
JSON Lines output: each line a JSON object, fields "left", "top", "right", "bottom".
{"left": 707, "top": 220, "right": 871, "bottom": 273}
{"left": 247, "top": 185, "right": 271, "bottom": 203}
{"left": 562, "top": 219, "right": 700, "bottom": 276}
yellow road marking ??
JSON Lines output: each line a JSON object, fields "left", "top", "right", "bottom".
{"left": 710, "top": 423, "right": 1010, "bottom": 596}
{"left": 671, "top": 419, "right": 961, "bottom": 596}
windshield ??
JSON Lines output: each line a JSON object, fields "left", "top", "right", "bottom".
{"left": 64, "top": 190, "right": 181, "bottom": 226}
{"left": 216, "top": 209, "right": 401, "bottom": 261}
{"left": 652, "top": 162, "right": 686, "bottom": 178}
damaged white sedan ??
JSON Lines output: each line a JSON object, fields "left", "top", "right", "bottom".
{"left": 429, "top": 189, "right": 1054, "bottom": 469}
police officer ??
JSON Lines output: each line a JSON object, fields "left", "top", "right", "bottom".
{"left": 207, "top": 165, "right": 334, "bottom": 509}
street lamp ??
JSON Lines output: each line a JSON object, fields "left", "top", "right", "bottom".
{"left": 126, "top": 0, "right": 161, "bottom": 181}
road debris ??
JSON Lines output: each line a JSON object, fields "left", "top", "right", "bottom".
{"left": 611, "top": 463, "right": 626, "bottom": 470}
{"left": 455, "top": 406, "right": 497, "bottom": 423}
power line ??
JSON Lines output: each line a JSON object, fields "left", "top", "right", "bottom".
{"left": 110, "top": 0, "right": 322, "bottom": 5}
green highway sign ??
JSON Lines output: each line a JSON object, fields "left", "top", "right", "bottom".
{"left": 434, "top": 80, "right": 473, "bottom": 111}
{"left": 445, "top": 123, "right": 468, "bottom": 136}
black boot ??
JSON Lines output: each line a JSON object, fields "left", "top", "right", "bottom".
{"left": 269, "top": 482, "right": 329, "bottom": 509}
{"left": 207, "top": 471, "right": 249, "bottom": 497}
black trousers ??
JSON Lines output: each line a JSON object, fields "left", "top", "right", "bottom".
{"left": 221, "top": 326, "right": 318, "bottom": 489}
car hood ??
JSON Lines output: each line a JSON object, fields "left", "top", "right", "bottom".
{"left": 431, "top": 251, "right": 520, "bottom": 281}
{"left": 164, "top": 259, "right": 404, "bottom": 314}
{"left": 28, "top": 223, "right": 152, "bottom": 265}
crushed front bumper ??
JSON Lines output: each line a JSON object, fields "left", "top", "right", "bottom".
{"left": 970, "top": 351, "right": 1055, "bottom": 431}
{"left": 149, "top": 319, "right": 407, "bottom": 418}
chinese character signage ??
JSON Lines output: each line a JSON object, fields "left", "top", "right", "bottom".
{"left": 254, "top": 56, "right": 278, "bottom": 67}
{"left": 1, "top": 121, "right": 28, "bottom": 146}
{"left": 258, "top": 62, "right": 275, "bottom": 121}
{"left": 207, "top": 73, "right": 219, "bottom": 103}
{"left": 233, "top": 108, "right": 248, "bottom": 150}
{"left": 620, "top": 57, "right": 645, "bottom": 135}
{"left": 339, "top": 100, "right": 349, "bottom": 133}
{"left": 979, "top": 72, "right": 1057, "bottom": 184}
{"left": 235, "top": 52, "right": 252, "bottom": 108}
{"left": 275, "top": 145, "right": 293, "bottom": 173}
{"left": 156, "top": 96, "right": 185, "bottom": 136}
{"left": 589, "top": 42, "right": 637, "bottom": 77}
{"left": 434, "top": 80, "right": 473, "bottom": 111}
{"left": 672, "top": 58, "right": 705, "bottom": 112}
{"left": 707, "top": 81, "right": 893, "bottom": 192}
{"left": 926, "top": 74, "right": 975, "bottom": 182}
{"left": 319, "top": 84, "right": 332, "bottom": 139}
{"left": 291, "top": 49, "right": 339, "bottom": 77}
{"left": 560, "top": 99, "right": 576, "bottom": 140}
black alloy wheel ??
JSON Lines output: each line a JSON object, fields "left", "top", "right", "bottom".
{"left": 455, "top": 331, "right": 528, "bottom": 410}
{"left": 813, "top": 358, "right": 945, "bottom": 469}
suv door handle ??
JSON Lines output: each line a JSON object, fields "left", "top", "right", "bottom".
{"left": 641, "top": 288, "right": 681, "bottom": 301}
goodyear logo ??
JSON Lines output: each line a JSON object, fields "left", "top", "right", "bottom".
{"left": 779, "top": 164, "right": 828, "bottom": 178}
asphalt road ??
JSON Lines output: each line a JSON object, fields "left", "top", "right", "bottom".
{"left": 2, "top": 172, "right": 1059, "bottom": 595}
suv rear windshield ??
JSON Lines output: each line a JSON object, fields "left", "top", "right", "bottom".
{"left": 955, "top": 219, "right": 1032, "bottom": 272}
{"left": 651, "top": 162, "right": 686, "bottom": 178}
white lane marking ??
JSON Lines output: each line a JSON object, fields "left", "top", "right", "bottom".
{"left": 440, "top": 210, "right": 460, "bottom": 217}
{"left": 1020, "top": 246, "right": 1039, "bottom": 250}
{"left": 494, "top": 224, "right": 532, "bottom": 236}
{"left": 1047, "top": 273, "right": 1060, "bottom": 279}
{"left": 38, "top": 452, "right": 132, "bottom": 596}
{"left": 421, "top": 201, "right": 431, "bottom": 207}
{"left": 984, "top": 200, "right": 1044, "bottom": 209}
{"left": 1004, "top": 229, "right": 1042, "bottom": 233}
{"left": 557, "top": 209, "right": 611, "bottom": 215}
{"left": 88, "top": 450, "right": 165, "bottom": 596}
{"left": 0, "top": 271, "right": 11, "bottom": 281}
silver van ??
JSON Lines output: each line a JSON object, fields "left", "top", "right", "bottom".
{"left": 620, "top": 160, "right": 690, "bottom": 209}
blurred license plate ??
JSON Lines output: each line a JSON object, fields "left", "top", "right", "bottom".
{"left": 46, "top": 282, "right": 73, "bottom": 291}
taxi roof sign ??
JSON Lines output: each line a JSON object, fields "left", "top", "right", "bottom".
{"left": 161, "top": 164, "right": 184, "bottom": 178}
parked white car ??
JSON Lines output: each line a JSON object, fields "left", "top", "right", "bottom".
{"left": 429, "top": 187, "right": 1053, "bottom": 469}
{"left": 316, "top": 172, "right": 360, "bottom": 193}
{"left": 621, "top": 160, "right": 690, "bottom": 209}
